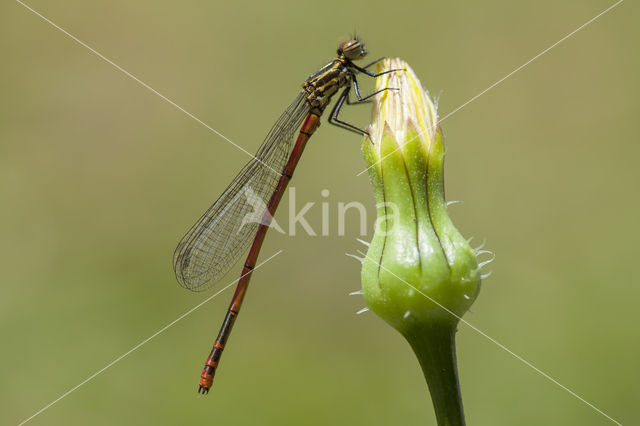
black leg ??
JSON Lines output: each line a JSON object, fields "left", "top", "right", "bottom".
{"left": 362, "top": 57, "right": 386, "bottom": 70}
{"left": 328, "top": 87, "right": 369, "bottom": 136}
{"left": 345, "top": 92, "right": 366, "bottom": 105}
{"left": 346, "top": 75, "right": 371, "bottom": 105}
{"left": 351, "top": 74, "right": 398, "bottom": 103}
{"left": 352, "top": 64, "right": 404, "bottom": 78}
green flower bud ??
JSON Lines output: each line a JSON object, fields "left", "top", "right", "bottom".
{"left": 360, "top": 59, "right": 482, "bottom": 426}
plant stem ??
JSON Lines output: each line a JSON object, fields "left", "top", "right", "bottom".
{"left": 404, "top": 321, "right": 465, "bottom": 426}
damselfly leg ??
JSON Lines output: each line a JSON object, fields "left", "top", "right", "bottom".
{"left": 361, "top": 57, "right": 386, "bottom": 70}
{"left": 329, "top": 68, "right": 403, "bottom": 135}
{"left": 329, "top": 87, "right": 378, "bottom": 135}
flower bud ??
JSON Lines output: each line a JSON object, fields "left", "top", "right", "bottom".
{"left": 360, "top": 59, "right": 482, "bottom": 426}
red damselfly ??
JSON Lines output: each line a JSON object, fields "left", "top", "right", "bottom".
{"left": 173, "top": 38, "right": 399, "bottom": 394}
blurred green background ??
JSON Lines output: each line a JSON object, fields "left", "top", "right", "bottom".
{"left": 1, "top": 0, "right": 638, "bottom": 425}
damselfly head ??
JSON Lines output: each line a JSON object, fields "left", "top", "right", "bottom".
{"left": 338, "top": 39, "right": 368, "bottom": 61}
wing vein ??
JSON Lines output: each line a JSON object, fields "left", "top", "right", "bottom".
{"left": 173, "top": 93, "right": 309, "bottom": 291}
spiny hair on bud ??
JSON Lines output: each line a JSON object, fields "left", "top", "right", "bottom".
{"left": 473, "top": 238, "right": 487, "bottom": 252}
{"left": 433, "top": 91, "right": 442, "bottom": 110}
{"left": 476, "top": 250, "right": 495, "bottom": 269}
{"left": 357, "top": 238, "right": 370, "bottom": 247}
{"left": 446, "top": 200, "right": 464, "bottom": 208}
{"left": 345, "top": 252, "right": 364, "bottom": 263}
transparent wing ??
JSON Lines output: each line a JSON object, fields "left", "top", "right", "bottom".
{"left": 174, "top": 93, "right": 309, "bottom": 291}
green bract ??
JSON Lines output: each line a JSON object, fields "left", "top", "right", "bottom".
{"left": 361, "top": 59, "right": 482, "bottom": 426}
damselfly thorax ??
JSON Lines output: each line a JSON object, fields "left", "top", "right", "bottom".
{"left": 303, "top": 58, "right": 352, "bottom": 110}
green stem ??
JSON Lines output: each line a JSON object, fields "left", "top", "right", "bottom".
{"left": 404, "top": 321, "right": 465, "bottom": 426}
